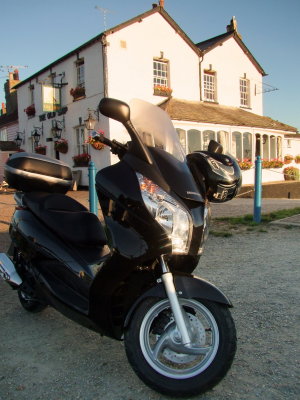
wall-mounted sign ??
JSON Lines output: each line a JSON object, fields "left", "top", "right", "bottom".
{"left": 42, "top": 85, "right": 60, "bottom": 112}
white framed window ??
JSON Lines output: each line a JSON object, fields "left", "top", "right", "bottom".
{"left": 176, "top": 128, "right": 186, "bottom": 153}
{"left": 76, "top": 59, "right": 85, "bottom": 88}
{"left": 203, "top": 71, "right": 217, "bottom": 102}
{"left": 0, "top": 128, "right": 7, "bottom": 141}
{"left": 153, "top": 60, "right": 169, "bottom": 87}
{"left": 29, "top": 84, "right": 34, "bottom": 106}
{"left": 240, "top": 77, "right": 250, "bottom": 107}
{"left": 75, "top": 126, "right": 88, "bottom": 154}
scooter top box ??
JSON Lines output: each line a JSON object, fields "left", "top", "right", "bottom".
{"left": 5, "top": 152, "right": 73, "bottom": 193}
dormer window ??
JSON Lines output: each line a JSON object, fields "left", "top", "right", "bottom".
{"left": 203, "top": 70, "right": 217, "bottom": 102}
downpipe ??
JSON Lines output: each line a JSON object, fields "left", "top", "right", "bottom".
{"left": 0, "top": 253, "right": 22, "bottom": 288}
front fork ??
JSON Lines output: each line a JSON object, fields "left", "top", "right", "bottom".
{"left": 159, "top": 255, "right": 191, "bottom": 346}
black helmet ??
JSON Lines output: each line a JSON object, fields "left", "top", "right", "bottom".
{"left": 187, "top": 148, "right": 242, "bottom": 203}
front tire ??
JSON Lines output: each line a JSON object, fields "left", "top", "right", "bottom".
{"left": 124, "top": 297, "right": 236, "bottom": 397}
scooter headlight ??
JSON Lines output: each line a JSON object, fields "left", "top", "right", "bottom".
{"left": 137, "top": 173, "right": 192, "bottom": 254}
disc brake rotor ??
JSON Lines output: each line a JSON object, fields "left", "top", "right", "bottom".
{"left": 162, "top": 313, "right": 206, "bottom": 364}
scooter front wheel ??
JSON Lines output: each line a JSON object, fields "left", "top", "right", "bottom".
{"left": 124, "top": 297, "right": 236, "bottom": 397}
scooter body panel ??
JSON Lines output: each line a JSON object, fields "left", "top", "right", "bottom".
{"left": 10, "top": 208, "right": 109, "bottom": 315}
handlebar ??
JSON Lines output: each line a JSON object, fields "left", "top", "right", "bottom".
{"left": 95, "top": 134, "right": 128, "bottom": 158}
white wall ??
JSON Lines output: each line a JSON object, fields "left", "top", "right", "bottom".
{"left": 106, "top": 12, "right": 200, "bottom": 105}
{"left": 201, "top": 38, "right": 263, "bottom": 115}
{"left": 17, "top": 43, "right": 106, "bottom": 185}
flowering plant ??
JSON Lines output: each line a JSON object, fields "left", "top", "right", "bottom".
{"left": 261, "top": 159, "right": 284, "bottom": 169}
{"left": 35, "top": 145, "right": 47, "bottom": 155}
{"left": 73, "top": 152, "right": 91, "bottom": 167}
{"left": 54, "top": 139, "right": 68, "bottom": 154}
{"left": 25, "top": 104, "right": 36, "bottom": 117}
{"left": 153, "top": 85, "right": 173, "bottom": 96}
{"left": 238, "top": 158, "right": 253, "bottom": 170}
{"left": 295, "top": 155, "right": 300, "bottom": 163}
{"left": 284, "top": 154, "right": 294, "bottom": 164}
{"left": 86, "top": 130, "right": 105, "bottom": 150}
{"left": 283, "top": 166, "right": 299, "bottom": 180}
{"left": 70, "top": 86, "right": 85, "bottom": 99}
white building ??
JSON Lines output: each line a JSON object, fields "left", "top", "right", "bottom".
{"left": 11, "top": 3, "right": 299, "bottom": 185}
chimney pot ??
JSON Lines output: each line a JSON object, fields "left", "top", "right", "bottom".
{"left": 159, "top": 0, "right": 165, "bottom": 7}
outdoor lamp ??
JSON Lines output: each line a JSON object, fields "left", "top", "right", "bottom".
{"left": 84, "top": 109, "right": 99, "bottom": 131}
{"left": 15, "top": 133, "right": 23, "bottom": 148}
{"left": 52, "top": 118, "right": 64, "bottom": 139}
{"left": 32, "top": 130, "right": 41, "bottom": 146}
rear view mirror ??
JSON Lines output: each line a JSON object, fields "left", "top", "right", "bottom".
{"left": 99, "top": 98, "right": 130, "bottom": 125}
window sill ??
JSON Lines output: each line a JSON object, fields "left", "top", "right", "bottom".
{"left": 203, "top": 100, "right": 219, "bottom": 104}
{"left": 72, "top": 95, "right": 86, "bottom": 102}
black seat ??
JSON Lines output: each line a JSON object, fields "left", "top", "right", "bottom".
{"left": 23, "top": 192, "right": 107, "bottom": 246}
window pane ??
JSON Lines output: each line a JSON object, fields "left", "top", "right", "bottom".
{"left": 232, "top": 132, "right": 242, "bottom": 159}
{"left": 187, "top": 129, "right": 201, "bottom": 152}
{"left": 176, "top": 129, "right": 186, "bottom": 153}
{"left": 217, "top": 131, "right": 229, "bottom": 153}
{"left": 202, "top": 130, "right": 215, "bottom": 150}
{"left": 240, "top": 78, "right": 250, "bottom": 107}
{"left": 243, "top": 132, "right": 252, "bottom": 159}
{"left": 203, "top": 72, "right": 216, "bottom": 102}
{"left": 153, "top": 60, "right": 168, "bottom": 87}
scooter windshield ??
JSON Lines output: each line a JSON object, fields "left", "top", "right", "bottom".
{"left": 129, "top": 99, "right": 203, "bottom": 202}
{"left": 129, "top": 99, "right": 186, "bottom": 163}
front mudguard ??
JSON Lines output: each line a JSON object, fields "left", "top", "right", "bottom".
{"left": 124, "top": 274, "right": 232, "bottom": 329}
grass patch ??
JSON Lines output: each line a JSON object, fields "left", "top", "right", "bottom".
{"left": 210, "top": 207, "right": 300, "bottom": 236}
{"left": 210, "top": 230, "right": 233, "bottom": 238}
{"left": 215, "top": 207, "right": 300, "bottom": 226}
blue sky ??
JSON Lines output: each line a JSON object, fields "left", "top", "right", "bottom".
{"left": 1, "top": 0, "right": 299, "bottom": 131}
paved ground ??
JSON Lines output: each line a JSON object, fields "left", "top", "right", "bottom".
{"left": 0, "top": 190, "right": 299, "bottom": 400}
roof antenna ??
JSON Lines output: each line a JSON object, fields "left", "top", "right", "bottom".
{"left": 95, "top": 5, "right": 113, "bottom": 30}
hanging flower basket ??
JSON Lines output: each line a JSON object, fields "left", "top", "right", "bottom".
{"left": 54, "top": 139, "right": 68, "bottom": 154}
{"left": 86, "top": 130, "right": 106, "bottom": 150}
{"left": 70, "top": 86, "right": 85, "bottom": 100}
{"left": 295, "top": 155, "right": 300, "bottom": 164}
{"left": 25, "top": 104, "right": 36, "bottom": 117}
{"left": 73, "top": 153, "right": 91, "bottom": 167}
{"left": 35, "top": 145, "right": 47, "bottom": 155}
{"left": 153, "top": 85, "right": 173, "bottom": 97}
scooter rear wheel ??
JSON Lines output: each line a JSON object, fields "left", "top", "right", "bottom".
{"left": 18, "top": 285, "right": 47, "bottom": 313}
{"left": 124, "top": 297, "right": 236, "bottom": 397}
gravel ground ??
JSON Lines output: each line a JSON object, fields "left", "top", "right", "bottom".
{"left": 0, "top": 192, "right": 299, "bottom": 400}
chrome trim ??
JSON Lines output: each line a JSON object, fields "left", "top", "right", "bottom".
{"left": 0, "top": 253, "right": 22, "bottom": 287}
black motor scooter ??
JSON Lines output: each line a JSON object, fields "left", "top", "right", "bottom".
{"left": 0, "top": 98, "right": 241, "bottom": 397}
